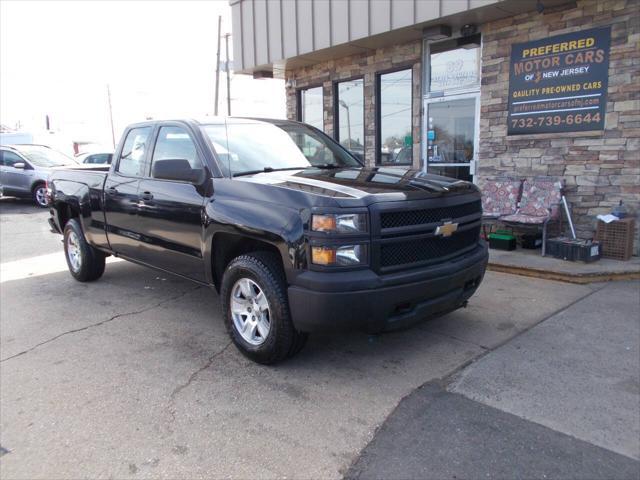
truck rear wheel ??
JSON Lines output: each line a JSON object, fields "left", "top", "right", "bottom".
{"left": 63, "top": 219, "right": 106, "bottom": 282}
{"left": 221, "top": 252, "right": 308, "bottom": 364}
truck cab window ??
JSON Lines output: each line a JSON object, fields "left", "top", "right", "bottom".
{"left": 152, "top": 127, "right": 200, "bottom": 168}
{"left": 151, "top": 126, "right": 204, "bottom": 182}
{"left": 117, "top": 127, "right": 151, "bottom": 177}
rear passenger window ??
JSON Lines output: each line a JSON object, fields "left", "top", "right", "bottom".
{"left": 117, "top": 127, "right": 151, "bottom": 176}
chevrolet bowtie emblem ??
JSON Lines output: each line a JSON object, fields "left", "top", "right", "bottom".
{"left": 435, "top": 221, "right": 458, "bottom": 237}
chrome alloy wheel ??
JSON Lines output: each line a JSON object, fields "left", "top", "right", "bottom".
{"left": 66, "top": 230, "right": 82, "bottom": 272}
{"left": 35, "top": 186, "right": 48, "bottom": 207}
{"left": 230, "top": 277, "right": 271, "bottom": 346}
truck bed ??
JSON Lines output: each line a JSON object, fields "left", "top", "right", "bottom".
{"left": 48, "top": 168, "right": 110, "bottom": 248}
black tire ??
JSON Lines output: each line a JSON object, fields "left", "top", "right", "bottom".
{"left": 32, "top": 183, "right": 48, "bottom": 208}
{"left": 221, "top": 251, "right": 308, "bottom": 364}
{"left": 63, "top": 218, "right": 106, "bottom": 282}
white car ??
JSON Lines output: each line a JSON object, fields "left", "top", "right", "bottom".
{"left": 76, "top": 152, "right": 113, "bottom": 165}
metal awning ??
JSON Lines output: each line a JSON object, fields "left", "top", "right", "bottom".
{"left": 230, "top": 0, "right": 572, "bottom": 77}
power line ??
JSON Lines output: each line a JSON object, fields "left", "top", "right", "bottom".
{"left": 380, "top": 106, "right": 412, "bottom": 118}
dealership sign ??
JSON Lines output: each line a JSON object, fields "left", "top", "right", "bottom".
{"left": 507, "top": 27, "right": 611, "bottom": 135}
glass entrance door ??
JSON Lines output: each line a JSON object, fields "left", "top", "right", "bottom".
{"left": 425, "top": 93, "right": 479, "bottom": 182}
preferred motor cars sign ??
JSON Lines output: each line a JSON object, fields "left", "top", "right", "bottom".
{"left": 507, "top": 27, "right": 611, "bottom": 135}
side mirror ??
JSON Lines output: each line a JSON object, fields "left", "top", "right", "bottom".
{"left": 13, "top": 162, "right": 25, "bottom": 169}
{"left": 152, "top": 159, "right": 203, "bottom": 183}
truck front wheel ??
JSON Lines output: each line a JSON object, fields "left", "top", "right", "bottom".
{"left": 63, "top": 219, "right": 106, "bottom": 282}
{"left": 221, "top": 252, "right": 308, "bottom": 364}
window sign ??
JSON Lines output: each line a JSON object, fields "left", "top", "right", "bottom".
{"left": 430, "top": 47, "right": 480, "bottom": 92}
{"left": 507, "top": 27, "right": 611, "bottom": 135}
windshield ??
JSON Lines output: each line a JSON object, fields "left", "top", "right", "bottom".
{"left": 201, "top": 121, "right": 361, "bottom": 177}
{"left": 18, "top": 146, "right": 76, "bottom": 167}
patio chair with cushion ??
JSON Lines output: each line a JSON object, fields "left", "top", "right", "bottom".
{"left": 480, "top": 177, "right": 522, "bottom": 239}
{"left": 500, "top": 178, "right": 564, "bottom": 256}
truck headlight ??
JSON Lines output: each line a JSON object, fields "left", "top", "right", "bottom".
{"left": 311, "top": 213, "right": 368, "bottom": 233}
{"left": 311, "top": 244, "right": 367, "bottom": 266}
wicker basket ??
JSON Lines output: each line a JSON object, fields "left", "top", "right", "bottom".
{"left": 595, "top": 218, "right": 635, "bottom": 261}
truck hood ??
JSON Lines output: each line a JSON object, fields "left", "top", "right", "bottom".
{"left": 235, "top": 166, "right": 478, "bottom": 203}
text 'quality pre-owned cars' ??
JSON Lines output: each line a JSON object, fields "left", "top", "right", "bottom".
{"left": 47, "top": 118, "right": 488, "bottom": 364}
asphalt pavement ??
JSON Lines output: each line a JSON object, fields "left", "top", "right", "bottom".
{"left": 0, "top": 198, "right": 636, "bottom": 479}
{"left": 348, "top": 281, "right": 640, "bottom": 479}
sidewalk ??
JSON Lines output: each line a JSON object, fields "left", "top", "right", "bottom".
{"left": 347, "top": 281, "right": 640, "bottom": 479}
{"left": 488, "top": 248, "right": 640, "bottom": 284}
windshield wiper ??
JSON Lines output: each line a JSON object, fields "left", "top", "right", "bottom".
{"left": 232, "top": 166, "right": 308, "bottom": 177}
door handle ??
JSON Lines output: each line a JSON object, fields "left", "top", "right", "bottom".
{"left": 106, "top": 186, "right": 118, "bottom": 196}
{"left": 140, "top": 191, "right": 154, "bottom": 201}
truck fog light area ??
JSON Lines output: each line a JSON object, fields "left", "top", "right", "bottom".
{"left": 311, "top": 245, "right": 366, "bottom": 266}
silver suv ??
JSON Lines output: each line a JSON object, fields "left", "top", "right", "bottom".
{"left": 0, "top": 145, "right": 77, "bottom": 207}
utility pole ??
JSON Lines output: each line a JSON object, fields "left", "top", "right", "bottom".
{"left": 107, "top": 84, "right": 115, "bottom": 148}
{"left": 214, "top": 15, "right": 222, "bottom": 116}
{"left": 225, "top": 33, "right": 231, "bottom": 116}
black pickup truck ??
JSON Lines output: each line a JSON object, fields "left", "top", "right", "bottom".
{"left": 48, "top": 118, "right": 487, "bottom": 364}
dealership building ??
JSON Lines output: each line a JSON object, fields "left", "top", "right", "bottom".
{"left": 231, "top": 0, "right": 639, "bottom": 244}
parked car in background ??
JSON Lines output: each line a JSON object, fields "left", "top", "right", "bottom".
{"left": 0, "top": 144, "right": 78, "bottom": 206}
{"left": 76, "top": 152, "right": 113, "bottom": 165}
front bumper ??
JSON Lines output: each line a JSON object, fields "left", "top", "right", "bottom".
{"left": 288, "top": 242, "right": 488, "bottom": 333}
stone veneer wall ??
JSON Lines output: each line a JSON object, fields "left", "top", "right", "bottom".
{"left": 284, "top": 0, "right": 638, "bottom": 249}
{"left": 479, "top": 0, "right": 639, "bottom": 245}
{"left": 285, "top": 41, "right": 423, "bottom": 168}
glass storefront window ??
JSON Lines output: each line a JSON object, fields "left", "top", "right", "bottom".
{"left": 335, "top": 78, "right": 364, "bottom": 162}
{"left": 299, "top": 86, "right": 324, "bottom": 131}
{"left": 378, "top": 68, "right": 413, "bottom": 165}
{"left": 429, "top": 46, "right": 480, "bottom": 92}
{"left": 427, "top": 97, "right": 475, "bottom": 164}
{"left": 425, "top": 96, "right": 476, "bottom": 183}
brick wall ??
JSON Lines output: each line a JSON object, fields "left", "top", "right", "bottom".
{"left": 479, "top": 0, "right": 639, "bottom": 246}
{"left": 285, "top": 41, "right": 423, "bottom": 168}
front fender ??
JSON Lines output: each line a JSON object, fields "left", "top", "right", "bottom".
{"left": 202, "top": 197, "right": 307, "bottom": 285}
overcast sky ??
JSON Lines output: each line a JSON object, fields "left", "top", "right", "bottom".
{"left": 0, "top": 0, "right": 285, "bottom": 147}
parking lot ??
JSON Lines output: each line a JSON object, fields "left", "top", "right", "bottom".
{"left": 1, "top": 198, "right": 638, "bottom": 479}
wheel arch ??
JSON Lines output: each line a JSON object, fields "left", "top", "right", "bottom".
{"left": 52, "top": 199, "right": 82, "bottom": 232}
{"left": 30, "top": 179, "right": 46, "bottom": 192}
{"left": 210, "top": 232, "right": 284, "bottom": 292}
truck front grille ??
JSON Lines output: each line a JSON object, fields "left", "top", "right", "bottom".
{"left": 373, "top": 196, "right": 482, "bottom": 273}
{"left": 380, "top": 226, "right": 481, "bottom": 268}
{"left": 380, "top": 200, "right": 481, "bottom": 229}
